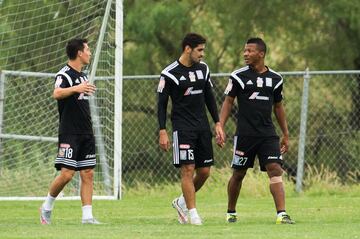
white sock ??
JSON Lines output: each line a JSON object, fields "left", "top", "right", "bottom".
{"left": 178, "top": 195, "right": 187, "bottom": 210}
{"left": 43, "top": 193, "right": 56, "bottom": 211}
{"left": 277, "top": 211, "right": 287, "bottom": 217}
{"left": 189, "top": 208, "right": 199, "bottom": 219}
{"left": 82, "top": 205, "right": 93, "bottom": 220}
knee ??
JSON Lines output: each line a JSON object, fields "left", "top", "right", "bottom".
{"left": 181, "top": 165, "right": 195, "bottom": 178}
{"left": 60, "top": 171, "right": 75, "bottom": 183}
{"left": 232, "top": 170, "right": 246, "bottom": 182}
{"left": 266, "top": 163, "right": 283, "bottom": 177}
{"left": 81, "top": 169, "right": 94, "bottom": 183}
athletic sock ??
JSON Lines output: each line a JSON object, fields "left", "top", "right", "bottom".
{"left": 277, "top": 210, "right": 286, "bottom": 217}
{"left": 43, "top": 193, "right": 56, "bottom": 211}
{"left": 227, "top": 210, "right": 236, "bottom": 214}
{"left": 82, "top": 205, "right": 93, "bottom": 220}
{"left": 189, "top": 208, "right": 199, "bottom": 219}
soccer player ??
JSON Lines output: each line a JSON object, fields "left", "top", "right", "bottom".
{"left": 157, "top": 33, "right": 223, "bottom": 225}
{"left": 39, "top": 38, "right": 100, "bottom": 224}
{"left": 217, "top": 38, "right": 295, "bottom": 224}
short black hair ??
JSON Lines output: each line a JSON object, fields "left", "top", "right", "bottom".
{"left": 182, "top": 33, "right": 206, "bottom": 51}
{"left": 66, "top": 38, "right": 88, "bottom": 60}
{"left": 246, "top": 37, "right": 267, "bottom": 55}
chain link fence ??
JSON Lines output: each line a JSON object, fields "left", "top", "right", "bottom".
{"left": 0, "top": 70, "right": 359, "bottom": 198}
{"left": 122, "top": 71, "right": 360, "bottom": 187}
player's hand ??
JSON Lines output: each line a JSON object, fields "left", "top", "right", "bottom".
{"left": 215, "top": 122, "right": 225, "bottom": 148}
{"left": 280, "top": 134, "right": 289, "bottom": 154}
{"left": 159, "top": 129, "right": 171, "bottom": 151}
{"left": 76, "top": 81, "right": 96, "bottom": 95}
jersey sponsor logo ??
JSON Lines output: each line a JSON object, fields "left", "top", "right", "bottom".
{"left": 179, "top": 144, "right": 190, "bottom": 149}
{"left": 189, "top": 72, "right": 196, "bottom": 82}
{"left": 267, "top": 155, "right": 283, "bottom": 160}
{"left": 78, "top": 93, "right": 89, "bottom": 100}
{"left": 224, "top": 79, "right": 233, "bottom": 95}
{"left": 235, "top": 150, "right": 244, "bottom": 156}
{"left": 157, "top": 76, "right": 165, "bottom": 93}
{"left": 266, "top": 77, "right": 272, "bottom": 87}
{"left": 55, "top": 76, "right": 63, "bottom": 88}
{"left": 246, "top": 80, "right": 253, "bottom": 85}
{"left": 184, "top": 87, "right": 203, "bottom": 96}
{"left": 249, "top": 92, "right": 269, "bottom": 101}
{"left": 85, "top": 154, "right": 96, "bottom": 159}
{"left": 60, "top": 143, "right": 70, "bottom": 148}
{"left": 256, "top": 77, "right": 264, "bottom": 87}
{"left": 179, "top": 76, "right": 186, "bottom": 81}
{"left": 195, "top": 70, "right": 204, "bottom": 80}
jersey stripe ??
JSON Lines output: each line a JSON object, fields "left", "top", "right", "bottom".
{"left": 200, "top": 61, "right": 210, "bottom": 81}
{"left": 173, "top": 131, "right": 179, "bottom": 165}
{"left": 230, "top": 66, "right": 249, "bottom": 89}
{"left": 161, "top": 61, "right": 179, "bottom": 85}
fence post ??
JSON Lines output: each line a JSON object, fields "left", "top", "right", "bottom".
{"left": 0, "top": 71, "right": 5, "bottom": 175}
{"left": 296, "top": 68, "right": 310, "bottom": 192}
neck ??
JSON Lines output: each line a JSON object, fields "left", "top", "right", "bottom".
{"left": 250, "top": 62, "right": 267, "bottom": 74}
{"left": 68, "top": 60, "right": 83, "bottom": 72}
{"left": 179, "top": 54, "right": 193, "bottom": 67}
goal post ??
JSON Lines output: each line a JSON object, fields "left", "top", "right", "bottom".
{"left": 0, "top": 0, "right": 123, "bottom": 200}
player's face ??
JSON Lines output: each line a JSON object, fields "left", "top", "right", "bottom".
{"left": 243, "top": 43, "right": 263, "bottom": 66}
{"left": 79, "top": 43, "right": 91, "bottom": 65}
{"left": 189, "top": 44, "right": 205, "bottom": 64}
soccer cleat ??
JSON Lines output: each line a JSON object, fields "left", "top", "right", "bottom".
{"left": 82, "top": 218, "right": 102, "bottom": 224}
{"left": 190, "top": 216, "right": 202, "bottom": 225}
{"left": 39, "top": 205, "right": 52, "bottom": 225}
{"left": 276, "top": 213, "right": 295, "bottom": 224}
{"left": 172, "top": 198, "right": 189, "bottom": 224}
{"left": 226, "top": 213, "right": 237, "bottom": 223}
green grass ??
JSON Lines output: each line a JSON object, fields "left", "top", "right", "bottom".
{"left": 0, "top": 169, "right": 359, "bottom": 239}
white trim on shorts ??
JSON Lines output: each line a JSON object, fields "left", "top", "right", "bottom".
{"left": 173, "top": 131, "right": 179, "bottom": 165}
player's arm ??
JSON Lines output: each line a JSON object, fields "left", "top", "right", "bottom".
{"left": 273, "top": 82, "right": 289, "bottom": 154}
{"left": 218, "top": 96, "right": 235, "bottom": 147}
{"left": 53, "top": 76, "right": 96, "bottom": 100}
{"left": 204, "top": 78, "right": 224, "bottom": 147}
{"left": 157, "top": 76, "right": 171, "bottom": 151}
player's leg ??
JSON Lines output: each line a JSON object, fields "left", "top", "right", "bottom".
{"left": 78, "top": 134, "right": 99, "bottom": 224}
{"left": 40, "top": 167, "right": 75, "bottom": 224}
{"left": 172, "top": 130, "right": 198, "bottom": 224}
{"left": 40, "top": 135, "right": 78, "bottom": 224}
{"left": 226, "top": 135, "right": 256, "bottom": 222}
{"left": 259, "top": 136, "right": 295, "bottom": 224}
{"left": 193, "top": 130, "right": 213, "bottom": 192}
{"left": 193, "top": 166, "right": 210, "bottom": 192}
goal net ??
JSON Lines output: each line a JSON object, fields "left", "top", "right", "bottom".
{"left": 0, "top": 0, "right": 121, "bottom": 199}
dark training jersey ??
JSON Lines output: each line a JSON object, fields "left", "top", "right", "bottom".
{"left": 54, "top": 64, "right": 93, "bottom": 135}
{"left": 157, "top": 60, "right": 219, "bottom": 131}
{"left": 225, "top": 65, "right": 283, "bottom": 136}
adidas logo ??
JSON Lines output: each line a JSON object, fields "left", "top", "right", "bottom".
{"left": 246, "top": 80, "right": 253, "bottom": 85}
{"left": 75, "top": 79, "right": 80, "bottom": 84}
{"left": 180, "top": 76, "right": 186, "bottom": 81}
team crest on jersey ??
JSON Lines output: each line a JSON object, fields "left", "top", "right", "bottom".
{"left": 195, "top": 70, "right": 204, "bottom": 80}
{"left": 256, "top": 77, "right": 263, "bottom": 87}
{"left": 266, "top": 77, "right": 272, "bottom": 87}
{"left": 189, "top": 72, "right": 196, "bottom": 82}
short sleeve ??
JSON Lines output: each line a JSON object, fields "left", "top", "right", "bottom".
{"left": 54, "top": 75, "right": 70, "bottom": 89}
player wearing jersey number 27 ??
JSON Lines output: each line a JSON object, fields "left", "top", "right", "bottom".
{"left": 217, "top": 38, "right": 295, "bottom": 224}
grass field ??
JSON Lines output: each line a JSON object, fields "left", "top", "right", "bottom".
{"left": 0, "top": 170, "right": 359, "bottom": 239}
